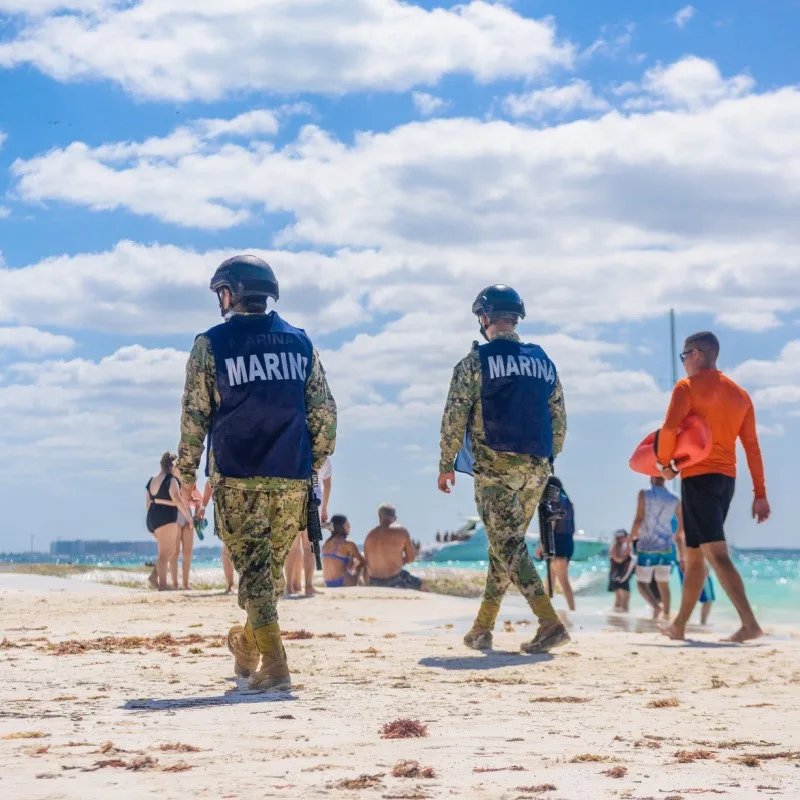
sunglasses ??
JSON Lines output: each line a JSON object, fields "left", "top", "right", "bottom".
{"left": 679, "top": 348, "right": 704, "bottom": 363}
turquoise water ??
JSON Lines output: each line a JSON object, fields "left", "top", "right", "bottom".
{"left": 3, "top": 549, "right": 797, "bottom": 626}
{"left": 416, "top": 551, "right": 800, "bottom": 627}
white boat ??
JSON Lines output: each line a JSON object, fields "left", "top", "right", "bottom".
{"left": 421, "top": 519, "right": 608, "bottom": 563}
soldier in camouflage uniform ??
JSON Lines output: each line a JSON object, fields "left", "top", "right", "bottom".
{"left": 177, "top": 255, "right": 336, "bottom": 691}
{"left": 438, "top": 285, "right": 570, "bottom": 654}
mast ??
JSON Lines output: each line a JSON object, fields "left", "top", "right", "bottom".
{"left": 669, "top": 309, "right": 679, "bottom": 493}
{"left": 669, "top": 308, "right": 678, "bottom": 386}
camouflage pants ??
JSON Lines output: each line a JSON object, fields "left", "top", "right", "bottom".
{"left": 213, "top": 483, "right": 307, "bottom": 630}
{"left": 474, "top": 467, "right": 558, "bottom": 627}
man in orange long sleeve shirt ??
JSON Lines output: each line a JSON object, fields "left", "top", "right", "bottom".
{"left": 657, "top": 331, "right": 771, "bottom": 643}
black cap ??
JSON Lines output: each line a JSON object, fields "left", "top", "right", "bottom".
{"left": 471, "top": 285, "right": 525, "bottom": 319}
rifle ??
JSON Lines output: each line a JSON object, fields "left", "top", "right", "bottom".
{"left": 306, "top": 471, "right": 323, "bottom": 571}
{"left": 537, "top": 471, "right": 565, "bottom": 598}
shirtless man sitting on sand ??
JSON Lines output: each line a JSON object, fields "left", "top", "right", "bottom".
{"left": 363, "top": 504, "right": 427, "bottom": 591}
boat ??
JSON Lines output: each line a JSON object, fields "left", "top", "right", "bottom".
{"left": 422, "top": 518, "right": 608, "bottom": 563}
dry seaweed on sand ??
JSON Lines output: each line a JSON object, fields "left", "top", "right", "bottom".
{"left": 734, "top": 750, "right": 800, "bottom": 766}
{"left": 335, "top": 773, "right": 385, "bottom": 789}
{"left": 380, "top": 719, "right": 428, "bottom": 739}
{"left": 282, "top": 629, "right": 314, "bottom": 640}
{"left": 3, "top": 731, "right": 48, "bottom": 740}
{"left": 530, "top": 696, "right": 588, "bottom": 704}
{"left": 570, "top": 754, "right": 611, "bottom": 763}
{"left": 602, "top": 766, "right": 627, "bottom": 778}
{"left": 515, "top": 786, "right": 556, "bottom": 795}
{"left": 157, "top": 743, "right": 201, "bottom": 753}
{"left": 674, "top": 749, "right": 716, "bottom": 763}
{"left": 161, "top": 762, "right": 193, "bottom": 772}
{"left": 391, "top": 760, "right": 437, "bottom": 779}
{"left": 45, "top": 633, "right": 217, "bottom": 655}
{"left": 648, "top": 697, "right": 680, "bottom": 708}
{"left": 473, "top": 765, "right": 526, "bottom": 773}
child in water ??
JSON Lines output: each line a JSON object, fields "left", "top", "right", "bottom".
{"left": 608, "top": 529, "right": 633, "bottom": 612}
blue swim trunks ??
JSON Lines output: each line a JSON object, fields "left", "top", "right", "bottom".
{"left": 636, "top": 551, "right": 673, "bottom": 568}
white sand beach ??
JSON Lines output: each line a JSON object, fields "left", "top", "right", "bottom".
{"left": 2, "top": 576, "right": 799, "bottom": 799}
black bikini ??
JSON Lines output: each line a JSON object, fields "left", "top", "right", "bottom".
{"left": 146, "top": 474, "right": 178, "bottom": 533}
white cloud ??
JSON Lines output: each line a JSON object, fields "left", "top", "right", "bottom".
{"left": 0, "top": 241, "right": 395, "bottom": 335}
{"left": 636, "top": 56, "right": 755, "bottom": 110}
{"left": 0, "top": 1, "right": 574, "bottom": 101}
{"left": 673, "top": 5, "right": 696, "bottom": 28}
{"left": 0, "top": 0, "right": 103, "bottom": 12}
{"left": 0, "top": 207, "right": 9, "bottom": 219}
{"left": 0, "top": 344, "right": 187, "bottom": 474}
{"left": 0, "top": 326, "right": 75, "bottom": 355}
{"left": 412, "top": 92, "right": 448, "bottom": 117}
{"left": 197, "top": 110, "right": 280, "bottom": 139}
{"left": 503, "top": 80, "right": 609, "bottom": 119}
{"left": 729, "top": 342, "right": 800, "bottom": 410}
{"left": 757, "top": 422, "right": 785, "bottom": 437}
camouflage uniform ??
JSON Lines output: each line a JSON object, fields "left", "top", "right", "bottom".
{"left": 176, "top": 314, "right": 337, "bottom": 632}
{"left": 439, "top": 331, "right": 567, "bottom": 632}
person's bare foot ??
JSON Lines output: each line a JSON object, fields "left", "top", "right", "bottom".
{"left": 305, "top": 588, "right": 320, "bottom": 597}
{"left": 661, "top": 622, "right": 685, "bottom": 640}
{"left": 722, "top": 625, "right": 764, "bottom": 643}
{"left": 225, "top": 586, "right": 233, "bottom": 595}
{"left": 651, "top": 604, "right": 663, "bottom": 621}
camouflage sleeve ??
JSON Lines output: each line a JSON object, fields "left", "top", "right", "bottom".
{"left": 176, "top": 335, "right": 215, "bottom": 485}
{"left": 305, "top": 348, "right": 337, "bottom": 470}
{"left": 438, "top": 353, "right": 478, "bottom": 474}
{"left": 549, "top": 375, "right": 567, "bottom": 458}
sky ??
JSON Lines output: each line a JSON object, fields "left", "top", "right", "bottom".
{"left": 0, "top": 1, "right": 799, "bottom": 553}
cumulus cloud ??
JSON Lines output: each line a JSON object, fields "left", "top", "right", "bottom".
{"left": 623, "top": 56, "right": 755, "bottom": 110}
{"left": 0, "top": 1, "right": 574, "bottom": 101}
{"left": 729, "top": 341, "right": 800, "bottom": 409}
{"left": 673, "top": 5, "right": 696, "bottom": 28}
{"left": 0, "top": 326, "right": 75, "bottom": 355}
{"left": 503, "top": 80, "right": 609, "bottom": 119}
{"left": 0, "top": 344, "right": 187, "bottom": 475}
{"left": 412, "top": 92, "right": 448, "bottom": 117}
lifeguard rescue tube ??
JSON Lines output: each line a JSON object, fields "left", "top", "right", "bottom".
{"left": 629, "top": 414, "right": 711, "bottom": 477}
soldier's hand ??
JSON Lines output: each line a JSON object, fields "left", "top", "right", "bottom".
{"left": 437, "top": 472, "right": 456, "bottom": 494}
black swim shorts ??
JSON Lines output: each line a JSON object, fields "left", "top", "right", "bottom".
{"left": 681, "top": 473, "right": 736, "bottom": 548}
{"left": 369, "top": 570, "right": 423, "bottom": 590}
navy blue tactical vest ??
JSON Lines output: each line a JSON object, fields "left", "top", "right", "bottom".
{"left": 205, "top": 313, "right": 313, "bottom": 480}
{"left": 455, "top": 338, "right": 558, "bottom": 477}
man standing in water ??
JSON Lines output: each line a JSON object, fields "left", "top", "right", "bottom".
{"left": 438, "top": 285, "right": 570, "bottom": 653}
{"left": 658, "top": 331, "right": 769, "bottom": 643}
{"left": 630, "top": 477, "right": 682, "bottom": 620}
{"left": 177, "top": 255, "right": 337, "bottom": 691}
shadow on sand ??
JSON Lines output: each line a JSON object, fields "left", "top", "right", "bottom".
{"left": 122, "top": 686, "right": 296, "bottom": 712}
{"left": 419, "top": 652, "right": 553, "bottom": 671}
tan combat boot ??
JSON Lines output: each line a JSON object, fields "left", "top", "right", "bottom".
{"left": 463, "top": 599, "right": 501, "bottom": 650}
{"left": 521, "top": 621, "right": 570, "bottom": 654}
{"left": 463, "top": 626, "right": 493, "bottom": 650}
{"left": 249, "top": 623, "right": 292, "bottom": 692}
{"left": 227, "top": 622, "right": 260, "bottom": 678}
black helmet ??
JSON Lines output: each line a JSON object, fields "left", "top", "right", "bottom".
{"left": 471, "top": 285, "right": 526, "bottom": 319}
{"left": 210, "top": 255, "right": 279, "bottom": 305}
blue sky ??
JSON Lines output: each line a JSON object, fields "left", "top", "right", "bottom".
{"left": 1, "top": 1, "right": 799, "bottom": 553}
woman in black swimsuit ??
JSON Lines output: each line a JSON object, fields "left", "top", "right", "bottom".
{"left": 146, "top": 453, "right": 193, "bottom": 591}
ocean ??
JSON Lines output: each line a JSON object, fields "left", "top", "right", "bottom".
{"left": 6, "top": 548, "right": 796, "bottom": 628}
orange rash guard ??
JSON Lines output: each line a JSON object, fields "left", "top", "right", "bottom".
{"left": 656, "top": 370, "right": 766, "bottom": 499}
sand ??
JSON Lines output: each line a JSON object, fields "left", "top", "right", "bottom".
{"left": 2, "top": 577, "right": 799, "bottom": 799}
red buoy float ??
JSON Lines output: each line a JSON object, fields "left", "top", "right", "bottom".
{"left": 629, "top": 414, "right": 712, "bottom": 476}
